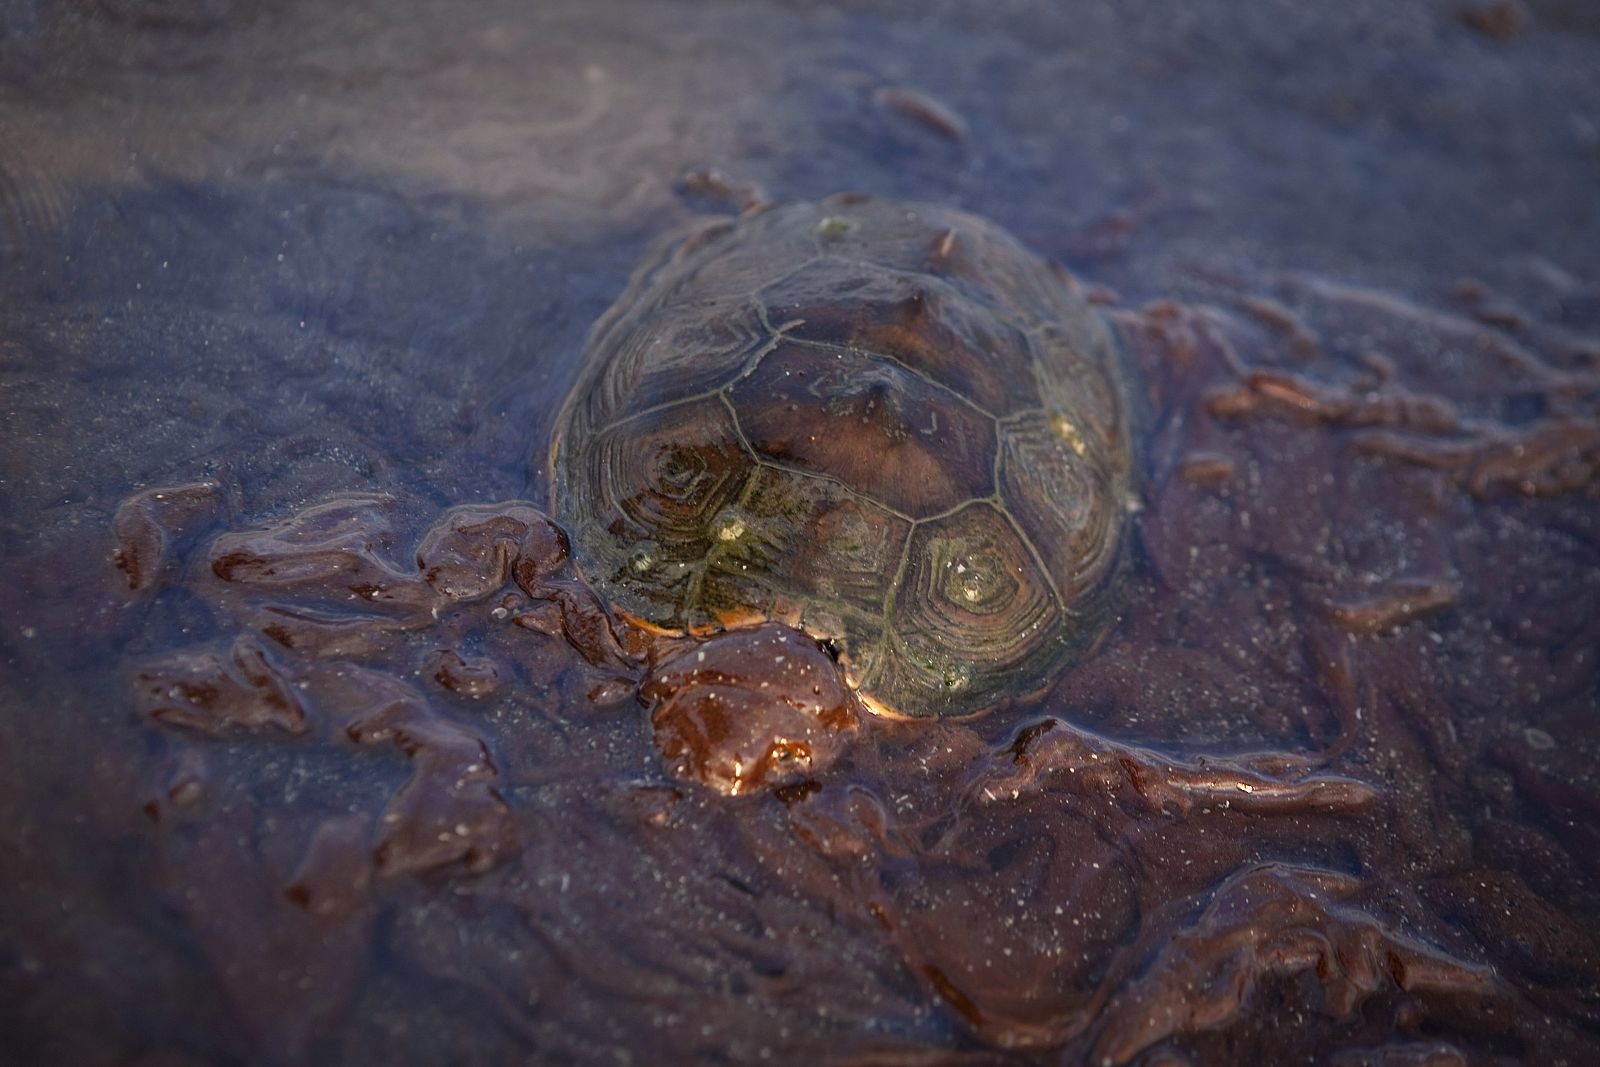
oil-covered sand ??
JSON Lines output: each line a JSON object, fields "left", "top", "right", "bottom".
{"left": 1, "top": 1, "right": 1597, "bottom": 1063}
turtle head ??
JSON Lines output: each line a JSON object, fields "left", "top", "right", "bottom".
{"left": 641, "top": 622, "right": 863, "bottom": 796}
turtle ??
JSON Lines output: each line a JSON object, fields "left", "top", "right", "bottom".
{"left": 550, "top": 192, "right": 1138, "bottom": 735}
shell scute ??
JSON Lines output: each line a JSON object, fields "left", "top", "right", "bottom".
{"left": 887, "top": 502, "right": 1064, "bottom": 714}
{"left": 738, "top": 468, "right": 912, "bottom": 621}
{"left": 997, "top": 412, "right": 1124, "bottom": 605}
{"left": 565, "top": 396, "right": 755, "bottom": 624}
{"left": 580, "top": 298, "right": 767, "bottom": 433}
{"left": 757, "top": 257, "right": 1043, "bottom": 418}
{"left": 728, "top": 341, "right": 997, "bottom": 518}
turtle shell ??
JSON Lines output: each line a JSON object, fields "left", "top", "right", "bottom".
{"left": 550, "top": 194, "right": 1135, "bottom": 718}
